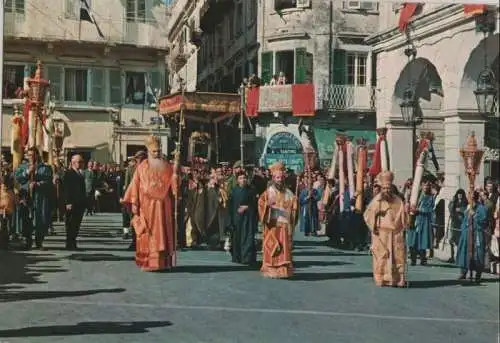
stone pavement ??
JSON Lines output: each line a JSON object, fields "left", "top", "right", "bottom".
{"left": 0, "top": 213, "right": 498, "bottom": 343}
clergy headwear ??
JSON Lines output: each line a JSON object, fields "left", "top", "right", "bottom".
{"left": 378, "top": 171, "right": 394, "bottom": 186}
{"left": 145, "top": 135, "right": 161, "bottom": 150}
{"left": 269, "top": 161, "right": 286, "bottom": 176}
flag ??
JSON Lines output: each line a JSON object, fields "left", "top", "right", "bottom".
{"left": 144, "top": 74, "right": 158, "bottom": 108}
{"left": 464, "top": 4, "right": 488, "bottom": 17}
{"left": 398, "top": 3, "right": 420, "bottom": 32}
{"left": 80, "top": 0, "right": 105, "bottom": 39}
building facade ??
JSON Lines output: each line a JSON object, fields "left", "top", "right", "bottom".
{"left": 166, "top": 0, "right": 381, "bottom": 169}
{"left": 366, "top": 4, "right": 499, "bottom": 190}
{"left": 2, "top": 0, "right": 170, "bottom": 164}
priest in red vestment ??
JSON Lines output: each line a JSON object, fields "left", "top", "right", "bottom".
{"left": 122, "top": 135, "right": 177, "bottom": 271}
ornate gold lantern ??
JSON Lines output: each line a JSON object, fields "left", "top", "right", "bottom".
{"left": 27, "top": 61, "right": 50, "bottom": 109}
{"left": 53, "top": 119, "right": 65, "bottom": 157}
{"left": 459, "top": 132, "right": 484, "bottom": 204}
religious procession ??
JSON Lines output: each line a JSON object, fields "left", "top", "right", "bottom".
{"left": 1, "top": 62, "right": 499, "bottom": 288}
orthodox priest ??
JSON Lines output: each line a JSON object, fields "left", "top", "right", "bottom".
{"left": 122, "top": 135, "right": 177, "bottom": 271}
{"left": 258, "top": 162, "right": 297, "bottom": 279}
{"left": 363, "top": 171, "right": 408, "bottom": 287}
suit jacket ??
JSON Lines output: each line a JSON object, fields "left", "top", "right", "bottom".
{"left": 64, "top": 169, "right": 87, "bottom": 207}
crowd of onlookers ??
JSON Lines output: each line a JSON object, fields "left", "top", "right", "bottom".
{"left": 2, "top": 153, "right": 499, "bottom": 275}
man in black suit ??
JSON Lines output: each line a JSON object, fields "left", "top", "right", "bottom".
{"left": 64, "top": 154, "right": 87, "bottom": 250}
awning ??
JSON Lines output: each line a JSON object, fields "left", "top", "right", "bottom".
{"left": 158, "top": 91, "right": 240, "bottom": 123}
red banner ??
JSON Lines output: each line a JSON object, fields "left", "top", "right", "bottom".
{"left": 464, "top": 4, "right": 487, "bottom": 17}
{"left": 292, "top": 84, "right": 315, "bottom": 116}
{"left": 245, "top": 88, "right": 259, "bottom": 117}
{"left": 398, "top": 3, "right": 419, "bottom": 32}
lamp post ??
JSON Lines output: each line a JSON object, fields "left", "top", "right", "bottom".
{"left": 399, "top": 45, "right": 420, "bottom": 176}
{"left": 474, "top": 66, "right": 498, "bottom": 117}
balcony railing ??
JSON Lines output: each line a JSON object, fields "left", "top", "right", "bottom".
{"left": 4, "top": 13, "right": 167, "bottom": 49}
{"left": 322, "top": 85, "right": 376, "bottom": 112}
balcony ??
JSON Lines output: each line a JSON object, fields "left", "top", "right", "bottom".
{"left": 322, "top": 85, "right": 376, "bottom": 112}
{"left": 4, "top": 12, "right": 167, "bottom": 50}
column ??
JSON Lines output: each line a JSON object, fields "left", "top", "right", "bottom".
{"left": 434, "top": 111, "right": 485, "bottom": 260}
{"left": 386, "top": 122, "right": 414, "bottom": 187}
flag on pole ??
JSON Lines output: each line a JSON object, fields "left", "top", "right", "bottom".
{"left": 144, "top": 74, "right": 158, "bottom": 108}
{"left": 80, "top": 0, "right": 105, "bottom": 39}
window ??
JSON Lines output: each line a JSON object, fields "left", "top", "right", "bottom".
{"left": 346, "top": 53, "right": 367, "bottom": 86}
{"left": 343, "top": 1, "right": 378, "bottom": 11}
{"left": 275, "top": 0, "right": 296, "bottom": 11}
{"left": 47, "top": 66, "right": 63, "bottom": 101}
{"left": 2, "top": 65, "right": 25, "bottom": 99}
{"left": 64, "top": 68, "right": 88, "bottom": 102}
{"left": 65, "top": 0, "right": 79, "bottom": 19}
{"left": 5, "top": 0, "right": 25, "bottom": 14}
{"left": 249, "top": 0, "right": 258, "bottom": 22}
{"left": 125, "top": 72, "right": 146, "bottom": 105}
{"left": 126, "top": 0, "right": 146, "bottom": 22}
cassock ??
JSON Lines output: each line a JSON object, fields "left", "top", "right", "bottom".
{"left": 122, "top": 160, "right": 177, "bottom": 271}
{"left": 456, "top": 203, "right": 488, "bottom": 275}
{"left": 299, "top": 187, "right": 320, "bottom": 235}
{"left": 364, "top": 191, "right": 408, "bottom": 287}
{"left": 230, "top": 185, "right": 257, "bottom": 265}
{"left": 407, "top": 193, "right": 434, "bottom": 253}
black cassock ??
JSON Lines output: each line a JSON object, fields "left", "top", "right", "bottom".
{"left": 229, "top": 186, "right": 257, "bottom": 265}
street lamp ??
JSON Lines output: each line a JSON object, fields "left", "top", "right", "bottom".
{"left": 474, "top": 66, "right": 497, "bottom": 116}
{"left": 400, "top": 45, "right": 419, "bottom": 176}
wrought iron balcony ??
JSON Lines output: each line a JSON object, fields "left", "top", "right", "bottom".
{"left": 322, "top": 85, "right": 376, "bottom": 112}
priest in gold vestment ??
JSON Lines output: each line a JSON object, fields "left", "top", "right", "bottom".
{"left": 122, "top": 135, "right": 177, "bottom": 272}
{"left": 258, "top": 162, "right": 298, "bottom": 279}
{"left": 364, "top": 171, "right": 408, "bottom": 287}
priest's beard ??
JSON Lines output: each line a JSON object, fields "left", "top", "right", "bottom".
{"left": 148, "top": 157, "right": 166, "bottom": 171}
{"left": 273, "top": 181, "right": 286, "bottom": 192}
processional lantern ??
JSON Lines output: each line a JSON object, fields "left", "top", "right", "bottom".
{"left": 459, "top": 132, "right": 484, "bottom": 203}
{"left": 400, "top": 88, "right": 419, "bottom": 124}
{"left": 27, "top": 61, "right": 50, "bottom": 109}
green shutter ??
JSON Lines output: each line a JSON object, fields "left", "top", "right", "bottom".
{"left": 91, "top": 68, "right": 105, "bottom": 105}
{"left": 332, "top": 49, "right": 347, "bottom": 85}
{"left": 47, "top": 66, "right": 62, "bottom": 101}
{"left": 109, "top": 69, "right": 122, "bottom": 105}
{"left": 149, "top": 70, "right": 162, "bottom": 94}
{"left": 260, "top": 52, "right": 273, "bottom": 85}
{"left": 295, "top": 47, "right": 307, "bottom": 84}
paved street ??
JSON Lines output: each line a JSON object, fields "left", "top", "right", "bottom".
{"left": 0, "top": 213, "right": 498, "bottom": 343}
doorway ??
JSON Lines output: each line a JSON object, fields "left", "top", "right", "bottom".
{"left": 126, "top": 145, "right": 147, "bottom": 158}
{"left": 66, "top": 149, "right": 92, "bottom": 165}
{"left": 275, "top": 50, "right": 295, "bottom": 83}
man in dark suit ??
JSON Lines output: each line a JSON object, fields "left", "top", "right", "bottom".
{"left": 64, "top": 154, "right": 87, "bottom": 250}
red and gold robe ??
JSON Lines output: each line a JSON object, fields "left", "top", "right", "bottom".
{"left": 123, "top": 160, "right": 177, "bottom": 272}
{"left": 258, "top": 185, "right": 297, "bottom": 279}
{"left": 364, "top": 193, "right": 408, "bottom": 286}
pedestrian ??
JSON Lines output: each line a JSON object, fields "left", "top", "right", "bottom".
{"left": 63, "top": 154, "right": 87, "bottom": 250}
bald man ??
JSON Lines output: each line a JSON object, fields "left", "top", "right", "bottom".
{"left": 63, "top": 154, "right": 87, "bottom": 250}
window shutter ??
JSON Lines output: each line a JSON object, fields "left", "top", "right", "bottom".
{"left": 15, "top": 0, "right": 25, "bottom": 14}
{"left": 149, "top": 70, "right": 162, "bottom": 94}
{"left": 260, "top": 52, "right": 273, "bottom": 85}
{"left": 332, "top": 49, "right": 347, "bottom": 85}
{"left": 91, "top": 68, "right": 105, "bottom": 105}
{"left": 65, "top": 0, "right": 76, "bottom": 18}
{"left": 295, "top": 47, "right": 307, "bottom": 84}
{"left": 47, "top": 66, "right": 62, "bottom": 101}
{"left": 305, "top": 52, "right": 314, "bottom": 83}
{"left": 109, "top": 69, "right": 122, "bottom": 105}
